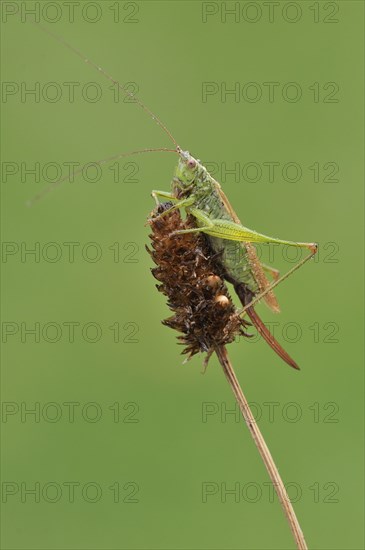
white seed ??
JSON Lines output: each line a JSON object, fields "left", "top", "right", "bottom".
{"left": 215, "top": 295, "right": 230, "bottom": 307}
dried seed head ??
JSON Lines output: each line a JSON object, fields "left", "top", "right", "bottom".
{"left": 147, "top": 203, "right": 251, "bottom": 362}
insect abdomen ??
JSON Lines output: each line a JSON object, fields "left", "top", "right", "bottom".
{"left": 194, "top": 185, "right": 259, "bottom": 293}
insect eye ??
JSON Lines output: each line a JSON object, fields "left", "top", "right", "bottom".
{"left": 187, "top": 159, "right": 196, "bottom": 169}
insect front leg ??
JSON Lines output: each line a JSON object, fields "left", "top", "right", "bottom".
{"left": 150, "top": 191, "right": 196, "bottom": 223}
{"left": 151, "top": 189, "right": 176, "bottom": 205}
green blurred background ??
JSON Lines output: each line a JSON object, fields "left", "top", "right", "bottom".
{"left": 1, "top": 1, "right": 364, "bottom": 548}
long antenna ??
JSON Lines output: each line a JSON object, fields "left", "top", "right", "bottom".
{"left": 27, "top": 147, "right": 178, "bottom": 206}
{"left": 31, "top": 21, "right": 179, "bottom": 148}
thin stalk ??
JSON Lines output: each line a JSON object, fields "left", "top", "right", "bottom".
{"left": 215, "top": 345, "right": 308, "bottom": 550}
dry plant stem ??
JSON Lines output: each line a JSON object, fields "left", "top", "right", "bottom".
{"left": 215, "top": 345, "right": 308, "bottom": 550}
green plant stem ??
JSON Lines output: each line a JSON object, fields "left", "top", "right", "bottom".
{"left": 215, "top": 345, "right": 308, "bottom": 550}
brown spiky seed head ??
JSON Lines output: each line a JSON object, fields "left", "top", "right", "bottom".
{"left": 147, "top": 203, "right": 251, "bottom": 361}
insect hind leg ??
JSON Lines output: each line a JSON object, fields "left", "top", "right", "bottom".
{"left": 261, "top": 262, "right": 280, "bottom": 281}
{"left": 239, "top": 244, "right": 318, "bottom": 317}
